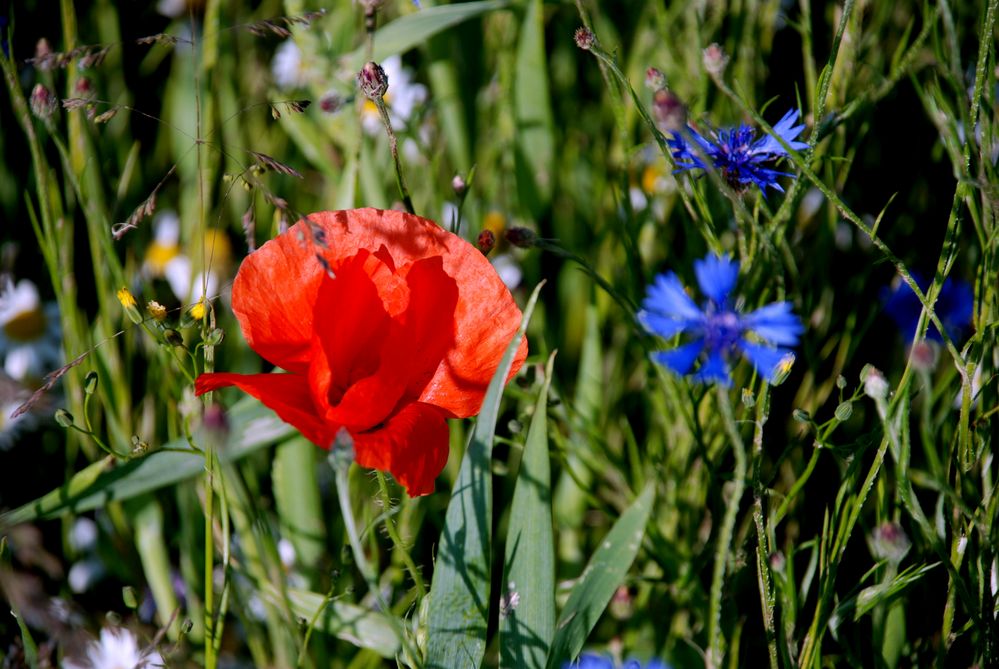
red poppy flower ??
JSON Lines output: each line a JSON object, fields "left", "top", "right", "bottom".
{"left": 195, "top": 208, "right": 527, "bottom": 496}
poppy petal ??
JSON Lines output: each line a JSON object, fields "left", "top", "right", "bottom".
{"left": 352, "top": 402, "right": 450, "bottom": 497}
{"left": 194, "top": 372, "right": 334, "bottom": 447}
{"left": 294, "top": 209, "right": 526, "bottom": 418}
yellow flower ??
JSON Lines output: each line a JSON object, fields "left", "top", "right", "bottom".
{"left": 116, "top": 288, "right": 137, "bottom": 309}
{"left": 189, "top": 299, "right": 207, "bottom": 321}
{"left": 146, "top": 301, "right": 167, "bottom": 321}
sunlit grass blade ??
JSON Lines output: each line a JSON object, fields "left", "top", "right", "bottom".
{"left": 500, "top": 351, "right": 557, "bottom": 669}
{"left": 513, "top": 0, "right": 554, "bottom": 217}
{"left": 0, "top": 398, "right": 291, "bottom": 527}
{"left": 545, "top": 482, "right": 656, "bottom": 669}
{"left": 425, "top": 282, "right": 543, "bottom": 669}
{"left": 344, "top": 1, "right": 511, "bottom": 71}
{"left": 272, "top": 437, "right": 326, "bottom": 584}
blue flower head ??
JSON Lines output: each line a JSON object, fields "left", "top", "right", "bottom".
{"left": 667, "top": 108, "right": 808, "bottom": 194}
{"left": 564, "top": 653, "right": 671, "bottom": 669}
{"left": 882, "top": 272, "right": 974, "bottom": 343}
{"left": 639, "top": 253, "right": 803, "bottom": 387}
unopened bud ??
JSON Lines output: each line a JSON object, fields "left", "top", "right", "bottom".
{"left": 203, "top": 327, "right": 225, "bottom": 346}
{"left": 34, "top": 38, "right": 54, "bottom": 71}
{"left": 74, "top": 77, "right": 93, "bottom": 96}
{"left": 505, "top": 227, "right": 536, "bottom": 249}
{"left": 645, "top": 67, "right": 666, "bottom": 91}
{"left": 55, "top": 409, "right": 75, "bottom": 428}
{"left": 861, "top": 365, "right": 888, "bottom": 400}
{"left": 573, "top": 26, "right": 595, "bottom": 51}
{"left": 834, "top": 401, "right": 853, "bottom": 422}
{"left": 84, "top": 371, "right": 99, "bottom": 395}
{"left": 122, "top": 586, "right": 138, "bottom": 609}
{"left": 164, "top": 328, "right": 184, "bottom": 347}
{"left": 357, "top": 61, "right": 388, "bottom": 100}
{"left": 477, "top": 229, "right": 496, "bottom": 255}
{"left": 652, "top": 88, "right": 687, "bottom": 133}
{"left": 451, "top": 175, "right": 467, "bottom": 197}
{"left": 702, "top": 43, "right": 729, "bottom": 77}
{"left": 911, "top": 340, "right": 937, "bottom": 372}
{"left": 792, "top": 408, "right": 811, "bottom": 423}
{"left": 202, "top": 404, "right": 230, "bottom": 445}
{"left": 768, "top": 551, "right": 786, "bottom": 572}
{"left": 181, "top": 619, "right": 194, "bottom": 635}
{"left": 870, "top": 521, "right": 911, "bottom": 564}
{"left": 769, "top": 352, "right": 795, "bottom": 386}
{"left": 30, "top": 84, "right": 57, "bottom": 120}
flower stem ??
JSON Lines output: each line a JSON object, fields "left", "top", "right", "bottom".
{"left": 749, "top": 384, "right": 779, "bottom": 669}
{"left": 374, "top": 470, "right": 427, "bottom": 598}
{"left": 374, "top": 97, "right": 415, "bottom": 215}
{"left": 707, "top": 386, "right": 747, "bottom": 669}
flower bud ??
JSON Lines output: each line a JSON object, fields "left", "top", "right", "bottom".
{"left": 792, "top": 408, "right": 811, "bottom": 423}
{"left": 357, "top": 61, "right": 388, "bottom": 100}
{"left": 202, "top": 404, "right": 230, "bottom": 447}
{"left": 122, "top": 586, "right": 138, "bottom": 609}
{"left": 451, "top": 174, "right": 467, "bottom": 197}
{"left": 30, "top": 84, "right": 57, "bottom": 120}
{"left": 504, "top": 227, "right": 536, "bottom": 249}
{"left": 319, "top": 91, "right": 344, "bottom": 114}
{"left": 203, "top": 327, "right": 225, "bottom": 346}
{"left": 652, "top": 88, "right": 687, "bottom": 133}
{"left": 74, "top": 77, "right": 93, "bottom": 96}
{"left": 476, "top": 229, "right": 496, "bottom": 255}
{"left": 870, "top": 521, "right": 911, "bottom": 564}
{"left": 84, "top": 371, "right": 99, "bottom": 395}
{"left": 834, "top": 401, "right": 853, "bottom": 422}
{"left": 573, "top": 26, "right": 595, "bottom": 51}
{"left": 116, "top": 288, "right": 143, "bottom": 324}
{"left": 645, "top": 67, "right": 666, "bottom": 91}
{"left": 862, "top": 365, "right": 888, "bottom": 400}
{"left": 34, "top": 38, "right": 54, "bottom": 71}
{"left": 164, "top": 328, "right": 184, "bottom": 347}
{"left": 702, "top": 43, "right": 729, "bottom": 77}
{"left": 55, "top": 409, "right": 75, "bottom": 428}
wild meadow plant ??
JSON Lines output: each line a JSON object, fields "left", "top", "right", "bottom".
{"left": 0, "top": 1, "right": 996, "bottom": 668}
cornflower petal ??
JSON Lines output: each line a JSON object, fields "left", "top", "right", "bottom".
{"left": 744, "top": 301, "right": 803, "bottom": 345}
{"left": 740, "top": 342, "right": 792, "bottom": 382}
{"left": 692, "top": 350, "right": 732, "bottom": 386}
{"left": 751, "top": 109, "right": 809, "bottom": 156}
{"left": 642, "top": 272, "right": 702, "bottom": 321}
{"left": 694, "top": 253, "right": 739, "bottom": 305}
{"left": 651, "top": 339, "right": 705, "bottom": 376}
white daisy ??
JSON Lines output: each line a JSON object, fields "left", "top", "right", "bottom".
{"left": 271, "top": 39, "right": 309, "bottom": 91}
{"left": 361, "top": 55, "right": 428, "bottom": 135}
{"left": 62, "top": 627, "right": 163, "bottom": 669}
{"left": 0, "top": 277, "right": 62, "bottom": 383}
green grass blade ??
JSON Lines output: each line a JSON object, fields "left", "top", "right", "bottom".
{"left": 513, "top": 0, "right": 555, "bottom": 216}
{"left": 545, "top": 482, "right": 656, "bottom": 669}
{"left": 425, "top": 282, "right": 543, "bottom": 669}
{"left": 272, "top": 437, "right": 326, "bottom": 584}
{"left": 0, "top": 397, "right": 291, "bottom": 527}
{"left": 500, "top": 351, "right": 557, "bottom": 669}
{"left": 344, "top": 1, "right": 511, "bottom": 71}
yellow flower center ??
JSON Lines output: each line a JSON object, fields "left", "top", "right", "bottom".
{"left": 641, "top": 163, "right": 665, "bottom": 195}
{"left": 483, "top": 211, "right": 506, "bottom": 236}
{"left": 190, "top": 300, "right": 206, "bottom": 321}
{"left": 145, "top": 242, "right": 180, "bottom": 275}
{"left": 2, "top": 307, "right": 47, "bottom": 342}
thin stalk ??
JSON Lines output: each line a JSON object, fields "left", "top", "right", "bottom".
{"left": 373, "top": 97, "right": 415, "bottom": 214}
{"left": 374, "top": 470, "right": 427, "bottom": 598}
{"left": 707, "top": 387, "right": 748, "bottom": 669}
{"left": 203, "top": 446, "right": 217, "bottom": 669}
{"left": 750, "top": 384, "right": 779, "bottom": 669}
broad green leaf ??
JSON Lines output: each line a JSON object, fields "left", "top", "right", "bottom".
{"left": 272, "top": 587, "right": 403, "bottom": 658}
{"left": 132, "top": 497, "right": 181, "bottom": 638}
{"left": 425, "top": 282, "right": 543, "bottom": 669}
{"left": 273, "top": 437, "right": 326, "bottom": 582}
{"left": 344, "top": 1, "right": 511, "bottom": 71}
{"left": 546, "top": 482, "right": 656, "bottom": 669}
{"left": 0, "top": 397, "right": 292, "bottom": 528}
{"left": 513, "top": 0, "right": 555, "bottom": 216}
{"left": 500, "top": 352, "right": 557, "bottom": 669}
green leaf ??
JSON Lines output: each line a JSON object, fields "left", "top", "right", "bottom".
{"left": 425, "top": 282, "right": 543, "bottom": 669}
{"left": 344, "top": 1, "right": 511, "bottom": 71}
{"left": 513, "top": 0, "right": 555, "bottom": 216}
{"left": 272, "top": 587, "right": 403, "bottom": 658}
{"left": 273, "top": 437, "right": 326, "bottom": 582}
{"left": 500, "top": 352, "right": 557, "bottom": 669}
{"left": 545, "top": 482, "right": 656, "bottom": 669}
{"left": 0, "top": 397, "right": 292, "bottom": 528}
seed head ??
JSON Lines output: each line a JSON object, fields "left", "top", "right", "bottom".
{"left": 702, "top": 43, "right": 729, "bottom": 77}
{"left": 34, "top": 38, "right": 54, "bottom": 71}
{"left": 357, "top": 61, "right": 388, "bottom": 100}
{"left": 505, "top": 227, "right": 537, "bottom": 249}
{"left": 573, "top": 26, "right": 595, "bottom": 51}
{"left": 30, "top": 84, "right": 57, "bottom": 120}
{"left": 146, "top": 300, "right": 167, "bottom": 321}
{"left": 476, "top": 229, "right": 496, "bottom": 255}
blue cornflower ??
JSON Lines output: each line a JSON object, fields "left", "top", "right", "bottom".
{"left": 882, "top": 272, "right": 974, "bottom": 343}
{"left": 667, "top": 108, "right": 808, "bottom": 194}
{"left": 639, "top": 253, "right": 803, "bottom": 386}
{"left": 563, "top": 652, "right": 672, "bottom": 669}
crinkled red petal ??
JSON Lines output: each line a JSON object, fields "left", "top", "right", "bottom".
{"left": 352, "top": 402, "right": 450, "bottom": 497}
{"left": 195, "top": 372, "right": 334, "bottom": 447}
